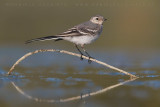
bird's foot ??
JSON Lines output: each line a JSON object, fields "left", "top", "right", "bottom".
{"left": 80, "top": 54, "right": 87, "bottom": 60}
{"left": 88, "top": 56, "right": 94, "bottom": 64}
{"left": 80, "top": 54, "right": 83, "bottom": 60}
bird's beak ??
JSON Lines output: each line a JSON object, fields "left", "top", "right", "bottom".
{"left": 104, "top": 18, "right": 107, "bottom": 21}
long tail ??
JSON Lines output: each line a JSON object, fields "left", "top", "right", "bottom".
{"left": 25, "top": 36, "right": 63, "bottom": 44}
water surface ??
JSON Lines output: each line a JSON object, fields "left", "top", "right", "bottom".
{"left": 0, "top": 47, "right": 160, "bottom": 107}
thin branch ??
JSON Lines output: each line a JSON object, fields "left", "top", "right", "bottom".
{"left": 7, "top": 49, "right": 138, "bottom": 78}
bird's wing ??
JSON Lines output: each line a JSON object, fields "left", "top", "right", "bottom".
{"left": 77, "top": 26, "right": 99, "bottom": 35}
{"left": 57, "top": 26, "right": 98, "bottom": 37}
{"left": 57, "top": 22, "right": 98, "bottom": 37}
{"left": 77, "top": 22, "right": 100, "bottom": 36}
{"left": 57, "top": 27, "right": 83, "bottom": 37}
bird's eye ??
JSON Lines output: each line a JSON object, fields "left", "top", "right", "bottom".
{"left": 96, "top": 18, "right": 99, "bottom": 20}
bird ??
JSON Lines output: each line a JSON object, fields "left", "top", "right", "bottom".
{"left": 25, "top": 15, "right": 107, "bottom": 63}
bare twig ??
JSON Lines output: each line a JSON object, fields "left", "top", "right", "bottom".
{"left": 7, "top": 49, "right": 138, "bottom": 78}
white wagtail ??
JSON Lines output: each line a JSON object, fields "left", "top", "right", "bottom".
{"left": 26, "top": 15, "right": 107, "bottom": 63}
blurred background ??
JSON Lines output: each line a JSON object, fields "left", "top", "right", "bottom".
{"left": 1, "top": 0, "right": 160, "bottom": 107}
{"left": 0, "top": 0, "right": 160, "bottom": 50}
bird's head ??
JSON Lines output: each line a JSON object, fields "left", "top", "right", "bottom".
{"left": 90, "top": 15, "right": 107, "bottom": 25}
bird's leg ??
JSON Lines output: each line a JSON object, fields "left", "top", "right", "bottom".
{"left": 81, "top": 45, "right": 93, "bottom": 64}
{"left": 75, "top": 44, "right": 84, "bottom": 60}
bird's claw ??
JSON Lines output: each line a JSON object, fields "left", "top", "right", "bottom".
{"left": 88, "top": 57, "right": 94, "bottom": 64}
{"left": 80, "top": 55, "right": 83, "bottom": 60}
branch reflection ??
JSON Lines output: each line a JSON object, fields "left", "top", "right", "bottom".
{"left": 11, "top": 78, "right": 137, "bottom": 103}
